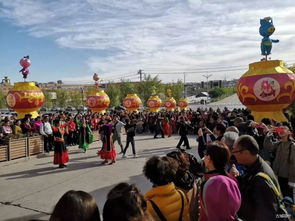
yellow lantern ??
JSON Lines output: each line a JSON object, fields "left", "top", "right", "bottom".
{"left": 164, "top": 89, "right": 176, "bottom": 111}
{"left": 147, "top": 87, "right": 162, "bottom": 112}
{"left": 86, "top": 74, "right": 110, "bottom": 114}
{"left": 178, "top": 98, "right": 189, "bottom": 110}
{"left": 123, "top": 92, "right": 142, "bottom": 112}
{"left": 6, "top": 82, "right": 45, "bottom": 118}
{"left": 237, "top": 60, "right": 295, "bottom": 122}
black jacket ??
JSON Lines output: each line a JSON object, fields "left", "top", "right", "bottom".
{"left": 238, "top": 156, "right": 280, "bottom": 221}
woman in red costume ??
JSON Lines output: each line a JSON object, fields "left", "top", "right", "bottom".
{"left": 52, "top": 119, "right": 69, "bottom": 168}
{"left": 97, "top": 117, "right": 116, "bottom": 165}
{"left": 162, "top": 113, "right": 172, "bottom": 137}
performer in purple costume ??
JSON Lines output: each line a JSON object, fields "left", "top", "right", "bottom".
{"left": 97, "top": 117, "right": 116, "bottom": 165}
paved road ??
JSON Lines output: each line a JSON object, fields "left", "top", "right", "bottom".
{"left": 0, "top": 134, "right": 198, "bottom": 221}
{"left": 190, "top": 93, "right": 245, "bottom": 110}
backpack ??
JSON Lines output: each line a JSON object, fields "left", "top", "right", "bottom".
{"left": 256, "top": 172, "right": 292, "bottom": 221}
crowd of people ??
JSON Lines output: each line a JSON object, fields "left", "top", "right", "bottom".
{"left": 1, "top": 107, "right": 295, "bottom": 220}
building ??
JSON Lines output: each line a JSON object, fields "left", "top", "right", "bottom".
{"left": 0, "top": 76, "right": 12, "bottom": 94}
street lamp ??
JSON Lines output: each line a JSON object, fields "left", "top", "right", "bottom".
{"left": 202, "top": 74, "right": 212, "bottom": 91}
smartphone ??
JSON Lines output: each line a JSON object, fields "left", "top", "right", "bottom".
{"left": 274, "top": 127, "right": 285, "bottom": 133}
{"left": 257, "top": 123, "right": 264, "bottom": 128}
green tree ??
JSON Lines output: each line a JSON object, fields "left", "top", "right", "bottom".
{"left": 0, "top": 90, "right": 6, "bottom": 109}
{"left": 55, "top": 89, "right": 68, "bottom": 107}
{"left": 42, "top": 91, "right": 53, "bottom": 108}
{"left": 163, "top": 81, "right": 184, "bottom": 101}
{"left": 118, "top": 80, "right": 136, "bottom": 104}
{"left": 105, "top": 82, "right": 121, "bottom": 107}
{"left": 136, "top": 75, "right": 162, "bottom": 105}
{"left": 288, "top": 64, "right": 295, "bottom": 73}
{"left": 68, "top": 90, "right": 82, "bottom": 108}
{"left": 209, "top": 88, "right": 224, "bottom": 98}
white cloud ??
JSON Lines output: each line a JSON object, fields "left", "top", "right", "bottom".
{"left": 1, "top": 0, "right": 295, "bottom": 83}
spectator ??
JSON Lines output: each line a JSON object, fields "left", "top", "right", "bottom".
{"left": 200, "top": 142, "right": 241, "bottom": 221}
{"left": 13, "top": 119, "right": 23, "bottom": 136}
{"left": 1, "top": 119, "right": 13, "bottom": 137}
{"left": 103, "top": 182, "right": 154, "bottom": 221}
{"left": 49, "top": 190, "right": 100, "bottom": 221}
{"left": 144, "top": 156, "right": 190, "bottom": 221}
{"left": 21, "top": 117, "right": 33, "bottom": 135}
{"left": 264, "top": 125, "right": 295, "bottom": 200}
{"left": 33, "top": 116, "right": 42, "bottom": 134}
{"left": 233, "top": 135, "right": 282, "bottom": 221}
{"left": 40, "top": 115, "right": 53, "bottom": 153}
{"left": 167, "top": 151, "right": 199, "bottom": 221}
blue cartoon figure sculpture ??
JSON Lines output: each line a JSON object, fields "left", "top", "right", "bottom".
{"left": 259, "top": 17, "right": 279, "bottom": 57}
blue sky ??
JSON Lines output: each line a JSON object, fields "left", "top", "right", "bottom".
{"left": 0, "top": 0, "right": 295, "bottom": 84}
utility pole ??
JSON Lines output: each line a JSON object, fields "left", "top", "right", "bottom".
{"left": 138, "top": 69, "right": 143, "bottom": 82}
{"left": 202, "top": 74, "right": 212, "bottom": 91}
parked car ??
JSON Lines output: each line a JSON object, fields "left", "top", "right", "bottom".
{"left": 77, "top": 106, "right": 88, "bottom": 112}
{"left": 40, "top": 107, "right": 47, "bottom": 112}
{"left": 65, "top": 106, "right": 76, "bottom": 111}
{"left": 51, "top": 107, "right": 61, "bottom": 112}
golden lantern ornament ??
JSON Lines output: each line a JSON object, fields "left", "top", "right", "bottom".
{"left": 123, "top": 89, "right": 142, "bottom": 112}
{"left": 147, "top": 87, "right": 162, "bottom": 112}
{"left": 178, "top": 98, "right": 189, "bottom": 111}
{"left": 86, "top": 74, "right": 110, "bottom": 114}
{"left": 6, "top": 82, "right": 45, "bottom": 119}
{"left": 236, "top": 17, "right": 295, "bottom": 122}
{"left": 6, "top": 56, "right": 45, "bottom": 119}
{"left": 237, "top": 60, "right": 295, "bottom": 122}
{"left": 164, "top": 89, "right": 176, "bottom": 111}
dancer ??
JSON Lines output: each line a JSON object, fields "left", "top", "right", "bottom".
{"left": 98, "top": 117, "right": 116, "bottom": 165}
{"left": 78, "top": 117, "right": 93, "bottom": 152}
{"left": 122, "top": 119, "right": 136, "bottom": 158}
{"left": 52, "top": 119, "right": 69, "bottom": 168}
{"left": 163, "top": 113, "right": 172, "bottom": 137}
{"left": 176, "top": 116, "right": 192, "bottom": 150}
{"left": 112, "top": 115, "right": 125, "bottom": 154}
{"left": 154, "top": 114, "right": 164, "bottom": 139}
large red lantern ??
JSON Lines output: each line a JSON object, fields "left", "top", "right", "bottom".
{"left": 237, "top": 60, "right": 295, "bottom": 122}
{"left": 86, "top": 74, "right": 110, "bottom": 114}
{"left": 6, "top": 82, "right": 45, "bottom": 118}
{"left": 123, "top": 93, "right": 142, "bottom": 112}
{"left": 147, "top": 95, "right": 162, "bottom": 112}
{"left": 164, "top": 97, "right": 176, "bottom": 111}
{"left": 86, "top": 90, "right": 110, "bottom": 114}
{"left": 178, "top": 98, "right": 189, "bottom": 110}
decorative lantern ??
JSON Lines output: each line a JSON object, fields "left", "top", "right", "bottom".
{"left": 86, "top": 74, "right": 110, "bottom": 114}
{"left": 237, "top": 17, "right": 295, "bottom": 122}
{"left": 147, "top": 87, "right": 162, "bottom": 112}
{"left": 6, "top": 82, "right": 45, "bottom": 118}
{"left": 237, "top": 60, "right": 295, "bottom": 122}
{"left": 164, "top": 89, "right": 176, "bottom": 111}
{"left": 178, "top": 98, "right": 189, "bottom": 111}
{"left": 123, "top": 90, "right": 142, "bottom": 112}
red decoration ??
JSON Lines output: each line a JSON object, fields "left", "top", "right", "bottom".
{"left": 123, "top": 93, "right": 142, "bottom": 112}
{"left": 237, "top": 60, "right": 295, "bottom": 122}
{"left": 86, "top": 90, "right": 110, "bottom": 114}
{"left": 6, "top": 82, "right": 45, "bottom": 118}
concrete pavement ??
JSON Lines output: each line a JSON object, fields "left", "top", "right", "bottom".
{"left": 0, "top": 134, "right": 198, "bottom": 221}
